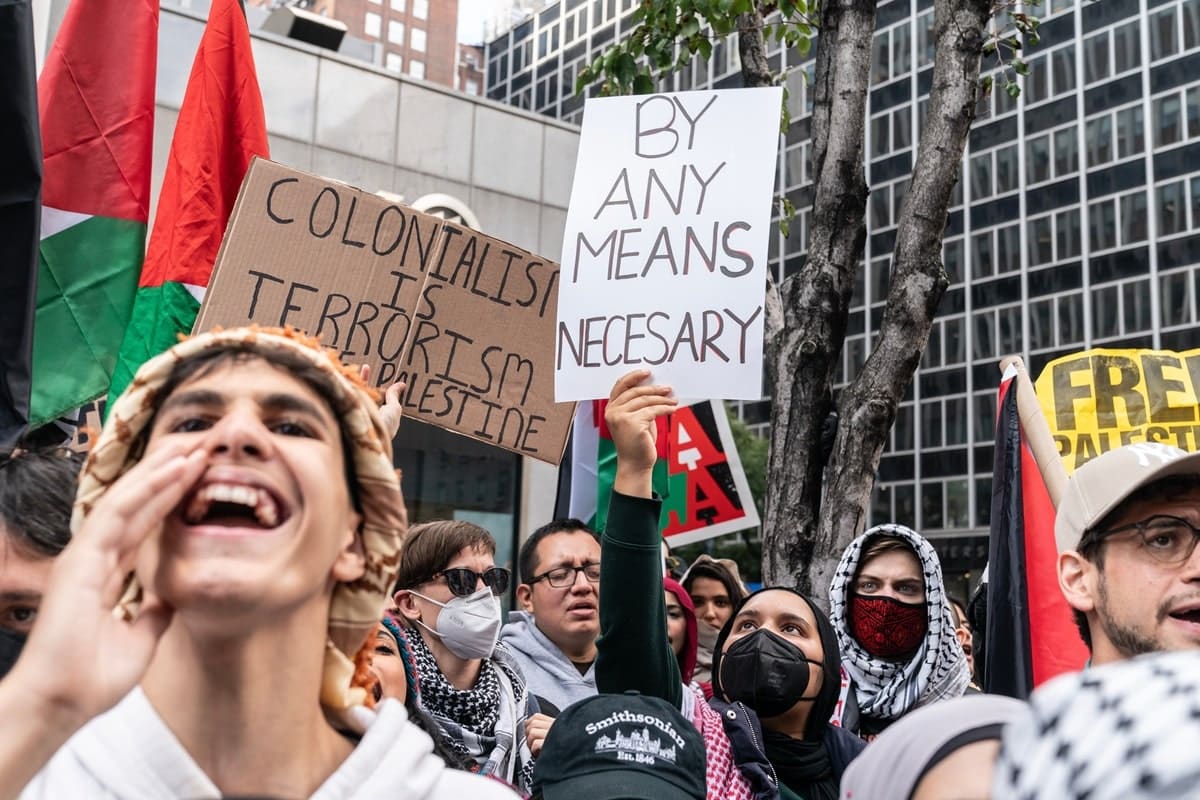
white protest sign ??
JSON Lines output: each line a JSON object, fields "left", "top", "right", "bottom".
{"left": 555, "top": 87, "right": 782, "bottom": 401}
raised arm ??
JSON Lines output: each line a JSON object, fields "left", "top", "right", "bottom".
{"left": 594, "top": 370, "right": 682, "bottom": 706}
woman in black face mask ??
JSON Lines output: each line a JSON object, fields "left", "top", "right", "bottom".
{"left": 594, "top": 373, "right": 868, "bottom": 800}
{"left": 711, "top": 588, "right": 865, "bottom": 800}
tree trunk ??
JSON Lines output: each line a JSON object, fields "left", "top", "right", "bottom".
{"left": 761, "top": 0, "right": 875, "bottom": 591}
{"left": 797, "top": 0, "right": 992, "bottom": 603}
{"left": 737, "top": 11, "right": 774, "bottom": 88}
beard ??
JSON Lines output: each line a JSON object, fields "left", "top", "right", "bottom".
{"left": 1096, "top": 573, "right": 1159, "bottom": 657}
{"left": 1095, "top": 573, "right": 1160, "bottom": 658}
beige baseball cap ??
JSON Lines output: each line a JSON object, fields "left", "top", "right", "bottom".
{"left": 1055, "top": 442, "right": 1200, "bottom": 554}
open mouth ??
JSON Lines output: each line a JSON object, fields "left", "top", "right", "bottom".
{"left": 567, "top": 602, "right": 597, "bottom": 615}
{"left": 1168, "top": 606, "right": 1200, "bottom": 624}
{"left": 182, "top": 482, "right": 289, "bottom": 530}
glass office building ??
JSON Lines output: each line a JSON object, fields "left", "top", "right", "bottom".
{"left": 484, "top": 0, "right": 1200, "bottom": 577}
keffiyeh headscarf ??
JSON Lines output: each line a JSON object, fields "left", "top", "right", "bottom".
{"left": 72, "top": 326, "right": 406, "bottom": 715}
{"left": 994, "top": 650, "right": 1200, "bottom": 800}
{"left": 828, "top": 524, "right": 968, "bottom": 722}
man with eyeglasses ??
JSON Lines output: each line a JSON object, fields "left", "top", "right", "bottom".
{"left": 1058, "top": 442, "right": 1200, "bottom": 664}
{"left": 502, "top": 519, "right": 602, "bottom": 722}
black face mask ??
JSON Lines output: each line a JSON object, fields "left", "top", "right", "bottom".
{"left": 0, "top": 627, "right": 27, "bottom": 679}
{"left": 717, "top": 628, "right": 823, "bottom": 718}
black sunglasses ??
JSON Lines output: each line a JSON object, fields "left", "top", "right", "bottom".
{"left": 424, "top": 566, "right": 511, "bottom": 597}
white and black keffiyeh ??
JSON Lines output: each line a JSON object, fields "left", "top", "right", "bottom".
{"left": 994, "top": 650, "right": 1200, "bottom": 800}
{"left": 407, "top": 627, "right": 535, "bottom": 791}
{"left": 828, "top": 523, "right": 969, "bottom": 721}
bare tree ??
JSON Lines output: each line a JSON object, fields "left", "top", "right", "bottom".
{"left": 582, "top": 0, "right": 1019, "bottom": 602}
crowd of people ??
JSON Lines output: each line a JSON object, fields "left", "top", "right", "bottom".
{"left": 1, "top": 325, "right": 1199, "bottom": 799}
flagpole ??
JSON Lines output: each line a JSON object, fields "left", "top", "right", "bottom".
{"left": 1000, "top": 355, "right": 1068, "bottom": 507}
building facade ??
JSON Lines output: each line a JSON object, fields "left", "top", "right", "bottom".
{"left": 484, "top": 0, "right": 1200, "bottom": 576}
{"left": 252, "top": 0, "right": 460, "bottom": 85}
{"left": 457, "top": 43, "right": 486, "bottom": 95}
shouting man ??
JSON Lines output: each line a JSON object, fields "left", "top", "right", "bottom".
{"left": 1058, "top": 442, "right": 1200, "bottom": 664}
{"left": 0, "top": 327, "right": 515, "bottom": 799}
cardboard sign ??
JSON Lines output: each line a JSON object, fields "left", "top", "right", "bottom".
{"left": 195, "top": 158, "right": 574, "bottom": 464}
{"left": 1034, "top": 348, "right": 1200, "bottom": 472}
{"left": 555, "top": 87, "right": 783, "bottom": 401}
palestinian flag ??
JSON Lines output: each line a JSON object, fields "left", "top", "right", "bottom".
{"left": 562, "top": 400, "right": 759, "bottom": 545}
{"left": 109, "top": 0, "right": 269, "bottom": 400}
{"left": 29, "top": 0, "right": 157, "bottom": 428}
{"left": 986, "top": 364, "right": 1088, "bottom": 697}
{"left": 0, "top": 0, "right": 42, "bottom": 446}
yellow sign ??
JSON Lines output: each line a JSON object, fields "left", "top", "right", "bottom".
{"left": 1034, "top": 348, "right": 1200, "bottom": 473}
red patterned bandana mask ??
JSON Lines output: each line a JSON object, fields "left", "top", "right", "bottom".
{"left": 850, "top": 595, "right": 928, "bottom": 660}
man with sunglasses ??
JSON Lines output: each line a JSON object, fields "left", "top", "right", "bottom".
{"left": 393, "top": 520, "right": 536, "bottom": 792}
{"left": 501, "top": 520, "right": 602, "bottom": 757}
{"left": 1058, "top": 442, "right": 1200, "bottom": 664}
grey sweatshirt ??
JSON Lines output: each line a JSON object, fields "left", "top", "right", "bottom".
{"left": 499, "top": 611, "right": 597, "bottom": 714}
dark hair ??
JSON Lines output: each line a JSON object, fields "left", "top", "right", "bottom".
{"left": 394, "top": 520, "right": 496, "bottom": 591}
{"left": 947, "top": 597, "right": 968, "bottom": 629}
{"left": 0, "top": 447, "right": 83, "bottom": 558}
{"left": 1068, "top": 474, "right": 1200, "bottom": 652}
{"left": 137, "top": 346, "right": 362, "bottom": 512}
{"left": 518, "top": 518, "right": 599, "bottom": 583}
{"left": 682, "top": 560, "right": 748, "bottom": 608}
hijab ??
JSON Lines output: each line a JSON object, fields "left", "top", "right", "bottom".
{"left": 712, "top": 587, "right": 842, "bottom": 800}
{"left": 828, "top": 524, "right": 969, "bottom": 724}
{"left": 839, "top": 693, "right": 1025, "bottom": 799}
{"left": 664, "top": 577, "right": 698, "bottom": 684}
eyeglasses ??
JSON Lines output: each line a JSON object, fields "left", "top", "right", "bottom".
{"left": 1096, "top": 515, "right": 1200, "bottom": 566}
{"left": 529, "top": 562, "right": 601, "bottom": 588}
{"left": 423, "top": 566, "right": 511, "bottom": 597}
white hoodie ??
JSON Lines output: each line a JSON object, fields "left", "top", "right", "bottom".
{"left": 20, "top": 688, "right": 518, "bottom": 800}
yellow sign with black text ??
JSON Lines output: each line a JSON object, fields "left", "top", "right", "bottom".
{"left": 1034, "top": 348, "right": 1200, "bottom": 473}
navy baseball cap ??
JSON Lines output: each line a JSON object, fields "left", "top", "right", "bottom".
{"left": 532, "top": 692, "right": 706, "bottom": 800}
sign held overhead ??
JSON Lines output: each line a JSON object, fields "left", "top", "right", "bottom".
{"left": 556, "top": 87, "right": 783, "bottom": 401}
{"left": 196, "top": 158, "right": 574, "bottom": 465}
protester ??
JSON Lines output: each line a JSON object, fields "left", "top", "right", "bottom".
{"left": 393, "top": 519, "right": 535, "bottom": 790}
{"left": 1, "top": 326, "right": 515, "bottom": 799}
{"left": 946, "top": 597, "right": 977, "bottom": 687}
{"left": 531, "top": 692, "right": 706, "bottom": 800}
{"left": 965, "top": 572, "right": 987, "bottom": 688}
{"left": 371, "top": 616, "right": 418, "bottom": 705}
{"left": 596, "top": 370, "right": 864, "bottom": 800}
{"left": 501, "top": 518, "right": 600, "bottom": 716}
{"left": 1055, "top": 442, "right": 1200, "bottom": 663}
{"left": 993, "top": 649, "right": 1200, "bottom": 798}
{"left": 664, "top": 578, "right": 698, "bottom": 686}
{"left": 0, "top": 447, "right": 82, "bottom": 678}
{"left": 828, "top": 524, "right": 969, "bottom": 737}
{"left": 683, "top": 555, "right": 748, "bottom": 684}
{"left": 373, "top": 615, "right": 477, "bottom": 772}
{"left": 838, "top": 693, "right": 1025, "bottom": 800}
